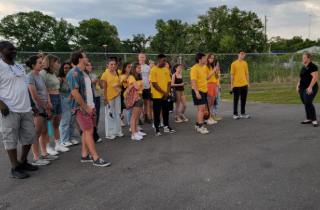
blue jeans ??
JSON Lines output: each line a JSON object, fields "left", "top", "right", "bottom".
{"left": 212, "top": 85, "right": 220, "bottom": 115}
{"left": 94, "top": 96, "right": 101, "bottom": 125}
{"left": 124, "top": 98, "right": 132, "bottom": 125}
{"left": 105, "top": 95, "right": 122, "bottom": 136}
{"left": 50, "top": 94, "right": 62, "bottom": 116}
{"left": 59, "top": 96, "right": 76, "bottom": 143}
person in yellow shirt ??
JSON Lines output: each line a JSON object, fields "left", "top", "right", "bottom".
{"left": 190, "top": 52, "right": 209, "bottom": 134}
{"left": 119, "top": 62, "right": 131, "bottom": 127}
{"left": 101, "top": 59, "right": 123, "bottom": 139}
{"left": 105, "top": 56, "right": 122, "bottom": 75}
{"left": 212, "top": 60, "right": 223, "bottom": 121}
{"left": 230, "top": 49, "right": 250, "bottom": 119}
{"left": 204, "top": 53, "right": 219, "bottom": 124}
{"left": 150, "top": 54, "right": 176, "bottom": 136}
{"left": 126, "top": 62, "right": 146, "bottom": 140}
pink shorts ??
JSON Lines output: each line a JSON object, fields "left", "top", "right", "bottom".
{"left": 75, "top": 108, "right": 97, "bottom": 131}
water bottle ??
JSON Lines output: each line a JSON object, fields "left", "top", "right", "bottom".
{"left": 47, "top": 119, "right": 54, "bottom": 136}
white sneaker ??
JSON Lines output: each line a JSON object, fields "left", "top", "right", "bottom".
{"left": 61, "top": 141, "right": 73, "bottom": 147}
{"left": 233, "top": 115, "right": 240, "bottom": 119}
{"left": 115, "top": 133, "right": 124, "bottom": 137}
{"left": 96, "top": 138, "right": 102, "bottom": 143}
{"left": 105, "top": 135, "right": 116, "bottom": 139}
{"left": 209, "top": 118, "right": 218, "bottom": 124}
{"left": 46, "top": 145, "right": 58, "bottom": 156}
{"left": 195, "top": 125, "right": 208, "bottom": 131}
{"left": 152, "top": 123, "right": 155, "bottom": 128}
{"left": 197, "top": 126, "right": 209, "bottom": 134}
{"left": 137, "top": 131, "right": 146, "bottom": 136}
{"left": 131, "top": 133, "right": 143, "bottom": 140}
{"left": 55, "top": 144, "right": 70, "bottom": 152}
{"left": 240, "top": 114, "right": 250, "bottom": 119}
{"left": 70, "top": 139, "right": 79, "bottom": 145}
{"left": 204, "top": 119, "right": 215, "bottom": 125}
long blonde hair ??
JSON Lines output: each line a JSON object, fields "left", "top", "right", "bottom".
{"left": 43, "top": 55, "right": 59, "bottom": 74}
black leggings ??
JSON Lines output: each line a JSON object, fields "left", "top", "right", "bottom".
{"left": 299, "top": 86, "right": 318, "bottom": 121}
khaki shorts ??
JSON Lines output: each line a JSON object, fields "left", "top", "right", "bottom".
{"left": 176, "top": 90, "right": 184, "bottom": 97}
{"left": 0, "top": 111, "right": 36, "bottom": 150}
{"left": 133, "top": 94, "right": 143, "bottom": 107}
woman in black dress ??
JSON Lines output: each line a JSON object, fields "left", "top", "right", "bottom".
{"left": 296, "top": 53, "right": 319, "bottom": 127}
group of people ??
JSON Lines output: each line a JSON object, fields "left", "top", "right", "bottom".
{"left": 0, "top": 39, "right": 318, "bottom": 179}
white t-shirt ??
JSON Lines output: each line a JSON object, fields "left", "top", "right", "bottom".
{"left": 0, "top": 59, "right": 31, "bottom": 112}
{"left": 84, "top": 76, "right": 95, "bottom": 109}
{"left": 141, "top": 64, "right": 151, "bottom": 89}
{"left": 90, "top": 73, "right": 100, "bottom": 97}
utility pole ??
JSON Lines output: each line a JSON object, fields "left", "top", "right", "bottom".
{"left": 265, "top": 15, "right": 267, "bottom": 41}
{"left": 309, "top": 15, "right": 311, "bottom": 39}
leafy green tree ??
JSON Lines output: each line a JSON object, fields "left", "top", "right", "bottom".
{"left": 0, "top": 11, "right": 57, "bottom": 51}
{"left": 190, "top": 5, "right": 266, "bottom": 53}
{"left": 150, "top": 19, "right": 190, "bottom": 54}
{"left": 52, "top": 18, "right": 76, "bottom": 52}
{"left": 121, "top": 33, "right": 152, "bottom": 53}
{"left": 76, "top": 18, "right": 120, "bottom": 52}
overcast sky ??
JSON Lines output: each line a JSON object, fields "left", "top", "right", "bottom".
{"left": 0, "top": 0, "right": 319, "bottom": 43}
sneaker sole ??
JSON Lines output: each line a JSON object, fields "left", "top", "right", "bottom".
{"left": 56, "top": 149, "right": 69, "bottom": 152}
{"left": 71, "top": 142, "right": 79, "bottom": 145}
{"left": 10, "top": 174, "right": 29, "bottom": 179}
{"left": 32, "top": 162, "right": 50, "bottom": 165}
{"left": 62, "top": 144, "right": 73, "bottom": 147}
{"left": 81, "top": 160, "right": 94, "bottom": 163}
{"left": 43, "top": 158, "right": 58, "bottom": 161}
{"left": 93, "top": 162, "right": 111, "bottom": 167}
{"left": 105, "top": 137, "right": 116, "bottom": 139}
{"left": 175, "top": 121, "right": 183, "bottom": 123}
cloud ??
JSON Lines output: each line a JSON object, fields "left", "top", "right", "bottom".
{"left": 0, "top": 0, "right": 319, "bottom": 42}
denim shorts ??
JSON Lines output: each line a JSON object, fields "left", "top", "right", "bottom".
{"left": 50, "top": 94, "right": 62, "bottom": 116}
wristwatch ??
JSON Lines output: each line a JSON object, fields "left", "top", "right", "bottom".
{"left": 196, "top": 91, "right": 199, "bottom": 94}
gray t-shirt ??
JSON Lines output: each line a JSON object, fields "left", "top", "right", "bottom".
{"left": 26, "top": 72, "right": 48, "bottom": 113}
{"left": 141, "top": 64, "right": 151, "bottom": 89}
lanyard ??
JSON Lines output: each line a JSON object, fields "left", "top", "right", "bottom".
{"left": 8, "top": 63, "right": 24, "bottom": 76}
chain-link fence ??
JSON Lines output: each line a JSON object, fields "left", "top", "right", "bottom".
{"left": 12, "top": 52, "right": 320, "bottom": 92}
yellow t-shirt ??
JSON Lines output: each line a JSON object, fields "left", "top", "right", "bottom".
{"left": 230, "top": 60, "right": 249, "bottom": 87}
{"left": 190, "top": 64, "right": 208, "bottom": 93}
{"left": 204, "top": 65, "right": 217, "bottom": 83}
{"left": 149, "top": 75, "right": 153, "bottom": 94}
{"left": 123, "top": 75, "right": 143, "bottom": 97}
{"left": 101, "top": 71, "right": 120, "bottom": 101}
{"left": 105, "top": 68, "right": 121, "bottom": 76}
{"left": 150, "top": 66, "right": 171, "bottom": 99}
{"left": 120, "top": 74, "right": 129, "bottom": 89}
{"left": 216, "top": 71, "right": 221, "bottom": 86}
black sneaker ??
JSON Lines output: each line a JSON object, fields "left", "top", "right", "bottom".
{"left": 93, "top": 158, "right": 111, "bottom": 167}
{"left": 10, "top": 167, "right": 29, "bottom": 179}
{"left": 154, "top": 129, "right": 162, "bottom": 136}
{"left": 138, "top": 119, "right": 143, "bottom": 125}
{"left": 164, "top": 126, "right": 176, "bottom": 133}
{"left": 144, "top": 116, "right": 148, "bottom": 123}
{"left": 19, "top": 160, "right": 39, "bottom": 171}
{"left": 81, "top": 154, "right": 94, "bottom": 163}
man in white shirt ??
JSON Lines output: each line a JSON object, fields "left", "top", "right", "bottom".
{"left": 139, "top": 53, "right": 152, "bottom": 124}
{"left": 0, "top": 41, "right": 39, "bottom": 179}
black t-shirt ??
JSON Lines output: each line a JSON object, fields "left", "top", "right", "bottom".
{"left": 299, "top": 62, "right": 318, "bottom": 88}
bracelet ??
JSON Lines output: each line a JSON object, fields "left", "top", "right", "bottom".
{"left": 195, "top": 91, "right": 199, "bottom": 94}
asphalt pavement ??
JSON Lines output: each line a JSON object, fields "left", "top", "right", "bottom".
{"left": 0, "top": 100, "right": 320, "bottom": 210}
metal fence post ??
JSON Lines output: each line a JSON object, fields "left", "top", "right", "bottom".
{"left": 290, "top": 53, "right": 294, "bottom": 91}
{"left": 124, "top": 53, "right": 127, "bottom": 62}
{"left": 179, "top": 53, "right": 182, "bottom": 64}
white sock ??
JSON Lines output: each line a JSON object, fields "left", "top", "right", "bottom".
{"left": 55, "top": 140, "right": 60, "bottom": 146}
{"left": 46, "top": 143, "right": 51, "bottom": 148}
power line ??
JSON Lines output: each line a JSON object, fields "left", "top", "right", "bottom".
{"left": 268, "top": 20, "right": 320, "bottom": 28}
{"left": 267, "top": 11, "right": 314, "bottom": 17}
